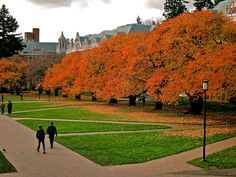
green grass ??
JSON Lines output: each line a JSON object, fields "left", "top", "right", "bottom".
{"left": 9, "top": 106, "right": 130, "bottom": 121}
{"left": 16, "top": 120, "right": 170, "bottom": 134}
{"left": 0, "top": 94, "right": 35, "bottom": 102}
{"left": 56, "top": 133, "right": 236, "bottom": 166}
{"left": 206, "top": 101, "right": 236, "bottom": 113}
{"left": 11, "top": 102, "right": 61, "bottom": 112}
{"left": 0, "top": 151, "right": 16, "bottom": 173}
{"left": 189, "top": 146, "right": 236, "bottom": 169}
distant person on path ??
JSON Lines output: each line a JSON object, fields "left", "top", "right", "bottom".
{"left": 20, "top": 94, "right": 23, "bottom": 101}
{"left": 1, "top": 102, "right": 5, "bottom": 114}
{"left": 7, "top": 101, "right": 12, "bottom": 114}
{"left": 47, "top": 122, "right": 57, "bottom": 149}
{"left": 36, "top": 126, "right": 46, "bottom": 154}
{"left": 1, "top": 95, "right": 3, "bottom": 102}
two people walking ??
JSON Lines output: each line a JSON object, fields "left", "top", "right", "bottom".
{"left": 1, "top": 101, "right": 12, "bottom": 114}
{"left": 36, "top": 122, "right": 57, "bottom": 154}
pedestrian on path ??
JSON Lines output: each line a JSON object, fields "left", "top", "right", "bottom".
{"left": 1, "top": 95, "right": 3, "bottom": 102}
{"left": 36, "top": 126, "right": 46, "bottom": 154}
{"left": 20, "top": 94, "right": 23, "bottom": 101}
{"left": 1, "top": 102, "right": 5, "bottom": 114}
{"left": 7, "top": 101, "right": 12, "bottom": 114}
{"left": 47, "top": 122, "right": 57, "bottom": 149}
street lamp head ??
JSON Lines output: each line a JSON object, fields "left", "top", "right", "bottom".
{"left": 203, "top": 80, "right": 208, "bottom": 91}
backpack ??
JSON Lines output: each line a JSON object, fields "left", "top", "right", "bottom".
{"left": 36, "top": 130, "right": 44, "bottom": 139}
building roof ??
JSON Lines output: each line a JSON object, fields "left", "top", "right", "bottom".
{"left": 212, "top": 0, "right": 231, "bottom": 13}
{"left": 22, "top": 42, "right": 58, "bottom": 53}
{"left": 108, "top": 23, "right": 155, "bottom": 35}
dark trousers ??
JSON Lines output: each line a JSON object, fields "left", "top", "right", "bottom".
{"left": 8, "top": 109, "right": 12, "bottom": 114}
{"left": 49, "top": 136, "right": 54, "bottom": 148}
{"left": 37, "top": 139, "right": 45, "bottom": 152}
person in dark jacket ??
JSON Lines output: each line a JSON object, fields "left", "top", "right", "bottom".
{"left": 47, "top": 122, "right": 57, "bottom": 149}
{"left": 1, "top": 102, "right": 5, "bottom": 114}
{"left": 1, "top": 95, "right": 3, "bottom": 102}
{"left": 36, "top": 126, "right": 46, "bottom": 154}
{"left": 7, "top": 101, "right": 12, "bottom": 114}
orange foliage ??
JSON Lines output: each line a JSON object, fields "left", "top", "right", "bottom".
{"left": 145, "top": 11, "right": 236, "bottom": 102}
{"left": 0, "top": 56, "right": 29, "bottom": 89}
{"left": 43, "top": 11, "right": 236, "bottom": 102}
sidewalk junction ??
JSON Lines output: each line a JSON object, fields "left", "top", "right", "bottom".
{"left": 0, "top": 115, "right": 236, "bottom": 177}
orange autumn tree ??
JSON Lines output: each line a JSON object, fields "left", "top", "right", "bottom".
{"left": 145, "top": 10, "right": 236, "bottom": 114}
{"left": 0, "top": 56, "right": 29, "bottom": 92}
{"left": 43, "top": 52, "right": 81, "bottom": 94}
{"left": 73, "top": 32, "right": 149, "bottom": 104}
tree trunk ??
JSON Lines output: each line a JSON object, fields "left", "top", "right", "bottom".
{"left": 189, "top": 94, "right": 203, "bottom": 115}
{"left": 54, "top": 88, "right": 59, "bottom": 96}
{"left": 155, "top": 100, "right": 163, "bottom": 110}
{"left": 109, "top": 98, "right": 118, "bottom": 104}
{"left": 92, "top": 95, "right": 97, "bottom": 101}
{"left": 75, "top": 93, "right": 81, "bottom": 100}
{"left": 128, "top": 95, "right": 136, "bottom": 106}
{"left": 15, "top": 87, "right": 20, "bottom": 96}
{"left": 142, "top": 97, "right": 146, "bottom": 106}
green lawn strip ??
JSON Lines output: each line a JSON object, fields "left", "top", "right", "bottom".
{"left": 0, "top": 151, "right": 16, "bottom": 173}
{"left": 56, "top": 132, "right": 236, "bottom": 166}
{"left": 189, "top": 146, "right": 236, "bottom": 169}
{"left": 16, "top": 119, "right": 170, "bottom": 134}
{"left": 9, "top": 106, "right": 130, "bottom": 121}
{"left": 7, "top": 102, "right": 66, "bottom": 112}
{"left": 1, "top": 94, "right": 35, "bottom": 102}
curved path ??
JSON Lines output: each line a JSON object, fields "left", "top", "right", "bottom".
{"left": 0, "top": 115, "right": 236, "bottom": 177}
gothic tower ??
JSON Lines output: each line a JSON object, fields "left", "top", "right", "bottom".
{"left": 74, "top": 32, "right": 82, "bottom": 50}
{"left": 56, "top": 32, "right": 68, "bottom": 54}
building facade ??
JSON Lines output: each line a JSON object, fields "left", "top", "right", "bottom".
{"left": 20, "top": 28, "right": 58, "bottom": 61}
{"left": 56, "top": 23, "right": 156, "bottom": 54}
{"left": 212, "top": 0, "right": 236, "bottom": 21}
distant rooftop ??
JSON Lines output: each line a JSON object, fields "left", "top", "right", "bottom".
{"left": 212, "top": 0, "right": 231, "bottom": 13}
{"left": 22, "top": 42, "right": 57, "bottom": 53}
{"left": 89, "top": 23, "right": 155, "bottom": 38}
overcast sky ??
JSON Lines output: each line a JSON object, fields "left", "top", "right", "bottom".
{"left": 1, "top": 0, "right": 193, "bottom": 42}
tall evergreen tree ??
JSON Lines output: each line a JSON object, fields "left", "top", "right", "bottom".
{"left": 193, "top": 0, "right": 225, "bottom": 11}
{"left": 136, "top": 15, "right": 142, "bottom": 24}
{"left": 0, "top": 4, "right": 24, "bottom": 58}
{"left": 163, "top": 0, "right": 189, "bottom": 20}
{"left": 193, "top": 0, "right": 215, "bottom": 11}
{"left": 214, "top": 0, "right": 225, "bottom": 6}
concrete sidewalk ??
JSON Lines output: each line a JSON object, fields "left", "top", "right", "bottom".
{"left": 0, "top": 115, "right": 236, "bottom": 177}
{"left": 0, "top": 115, "right": 109, "bottom": 177}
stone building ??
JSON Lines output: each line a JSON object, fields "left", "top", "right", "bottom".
{"left": 20, "top": 28, "right": 58, "bottom": 62}
{"left": 24, "top": 28, "right": 40, "bottom": 42}
{"left": 56, "top": 23, "right": 156, "bottom": 54}
{"left": 212, "top": 0, "right": 236, "bottom": 21}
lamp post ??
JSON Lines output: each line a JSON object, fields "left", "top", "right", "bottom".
{"left": 48, "top": 84, "right": 51, "bottom": 102}
{"left": 202, "top": 80, "right": 208, "bottom": 161}
{"left": 38, "top": 84, "right": 41, "bottom": 101}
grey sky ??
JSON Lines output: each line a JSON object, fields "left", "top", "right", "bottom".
{"left": 25, "top": 0, "right": 111, "bottom": 8}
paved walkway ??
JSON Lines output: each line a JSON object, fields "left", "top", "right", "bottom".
{"left": 1, "top": 115, "right": 236, "bottom": 177}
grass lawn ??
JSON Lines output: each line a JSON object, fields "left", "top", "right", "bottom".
{"left": 189, "top": 146, "right": 236, "bottom": 169}
{"left": 1, "top": 93, "right": 35, "bottom": 102}
{"left": 9, "top": 106, "right": 130, "bottom": 121}
{"left": 56, "top": 132, "right": 236, "bottom": 166}
{"left": 16, "top": 119, "right": 170, "bottom": 133}
{"left": 11, "top": 102, "right": 62, "bottom": 112}
{"left": 0, "top": 151, "right": 16, "bottom": 173}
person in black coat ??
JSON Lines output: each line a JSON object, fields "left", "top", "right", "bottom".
{"left": 7, "top": 101, "right": 12, "bottom": 114}
{"left": 36, "top": 126, "right": 46, "bottom": 154}
{"left": 47, "top": 122, "right": 57, "bottom": 149}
